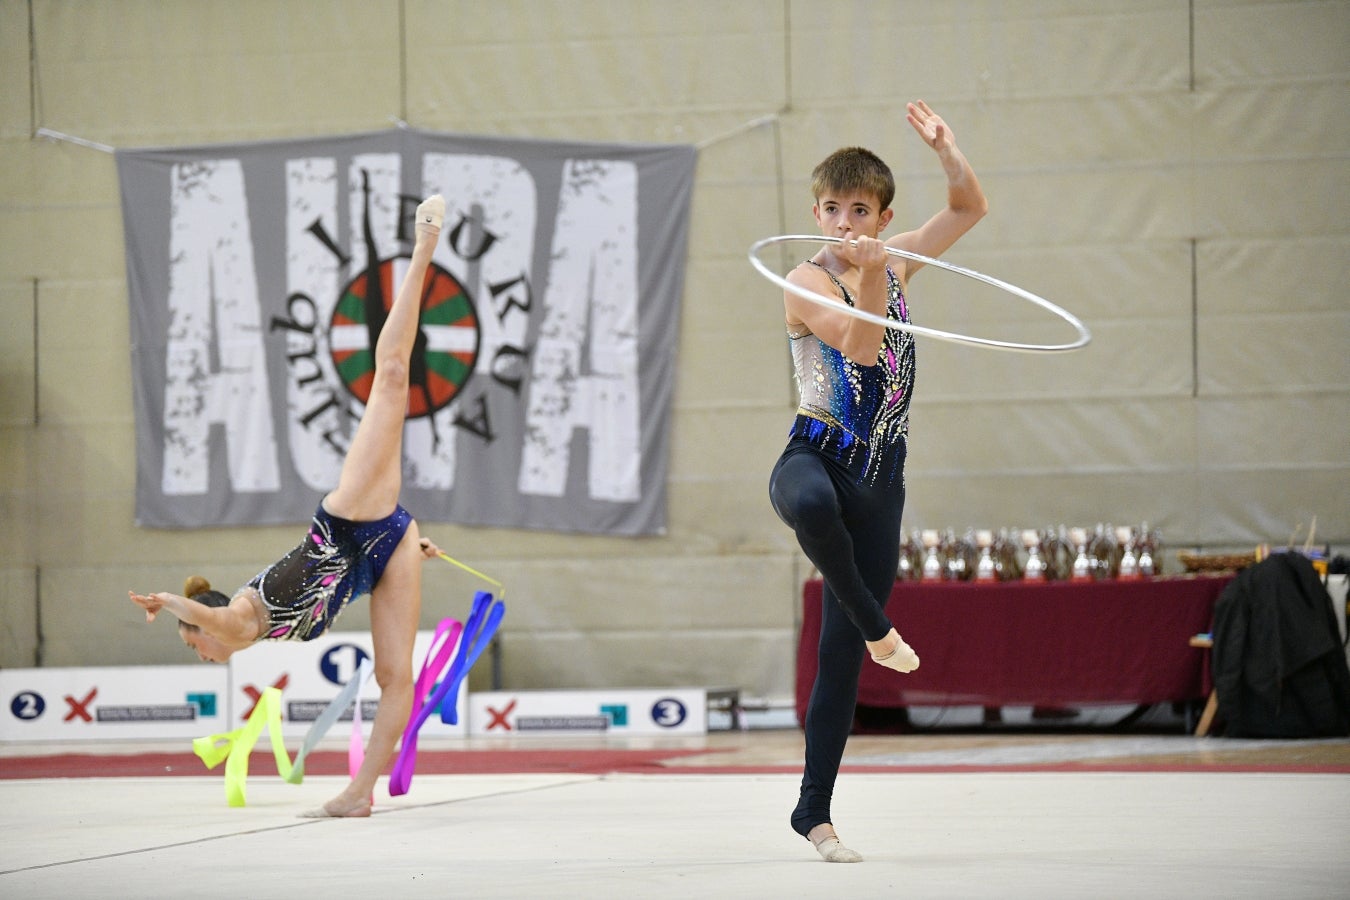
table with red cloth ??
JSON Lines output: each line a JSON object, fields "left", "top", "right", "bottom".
{"left": 795, "top": 576, "right": 1233, "bottom": 725}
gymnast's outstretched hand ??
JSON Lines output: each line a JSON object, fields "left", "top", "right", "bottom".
{"left": 129, "top": 589, "right": 202, "bottom": 628}
{"left": 418, "top": 537, "right": 443, "bottom": 561}
{"left": 906, "top": 99, "right": 955, "bottom": 154}
{"left": 129, "top": 590, "right": 169, "bottom": 623}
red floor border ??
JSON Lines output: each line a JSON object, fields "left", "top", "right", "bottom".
{"left": 3, "top": 750, "right": 1348, "bottom": 779}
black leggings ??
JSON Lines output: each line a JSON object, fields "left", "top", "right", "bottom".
{"left": 769, "top": 442, "right": 906, "bottom": 838}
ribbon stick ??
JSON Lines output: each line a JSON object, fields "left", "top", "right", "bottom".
{"left": 436, "top": 551, "right": 505, "bottom": 595}
{"left": 389, "top": 591, "right": 505, "bottom": 796}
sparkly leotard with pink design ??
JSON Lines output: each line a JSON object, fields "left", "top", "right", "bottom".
{"left": 246, "top": 504, "right": 412, "bottom": 642}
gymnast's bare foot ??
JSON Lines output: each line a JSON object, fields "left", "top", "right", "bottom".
{"left": 299, "top": 793, "right": 372, "bottom": 818}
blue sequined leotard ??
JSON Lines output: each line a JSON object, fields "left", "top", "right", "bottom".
{"left": 246, "top": 504, "right": 413, "bottom": 642}
{"left": 787, "top": 263, "right": 916, "bottom": 487}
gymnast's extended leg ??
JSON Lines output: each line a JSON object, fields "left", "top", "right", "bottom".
{"left": 302, "top": 195, "right": 441, "bottom": 817}
{"left": 322, "top": 195, "right": 443, "bottom": 524}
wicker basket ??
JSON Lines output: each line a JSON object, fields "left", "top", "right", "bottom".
{"left": 1176, "top": 551, "right": 1257, "bottom": 573}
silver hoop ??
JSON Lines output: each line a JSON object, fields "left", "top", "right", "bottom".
{"left": 747, "top": 234, "right": 1091, "bottom": 353}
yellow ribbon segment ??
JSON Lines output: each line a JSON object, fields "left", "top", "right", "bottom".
{"left": 194, "top": 659, "right": 375, "bottom": 806}
{"left": 192, "top": 687, "right": 295, "bottom": 807}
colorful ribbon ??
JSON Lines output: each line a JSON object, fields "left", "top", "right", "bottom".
{"left": 389, "top": 591, "right": 505, "bottom": 795}
{"left": 385, "top": 616, "right": 463, "bottom": 797}
{"left": 193, "top": 658, "right": 373, "bottom": 807}
{"left": 195, "top": 576, "right": 503, "bottom": 806}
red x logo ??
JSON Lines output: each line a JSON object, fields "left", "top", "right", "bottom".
{"left": 240, "top": 674, "right": 289, "bottom": 720}
{"left": 485, "top": 699, "right": 517, "bottom": 731}
{"left": 64, "top": 687, "right": 97, "bottom": 723}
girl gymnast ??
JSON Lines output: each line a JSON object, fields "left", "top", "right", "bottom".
{"left": 131, "top": 194, "right": 448, "bottom": 818}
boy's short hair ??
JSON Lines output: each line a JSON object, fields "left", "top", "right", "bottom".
{"left": 810, "top": 147, "right": 895, "bottom": 211}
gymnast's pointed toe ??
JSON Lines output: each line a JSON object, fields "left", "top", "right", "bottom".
{"left": 415, "top": 194, "right": 445, "bottom": 231}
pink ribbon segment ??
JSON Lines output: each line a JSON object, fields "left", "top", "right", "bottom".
{"left": 387, "top": 617, "right": 463, "bottom": 796}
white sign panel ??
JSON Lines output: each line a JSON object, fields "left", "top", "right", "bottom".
{"left": 0, "top": 666, "right": 229, "bottom": 741}
{"left": 468, "top": 688, "right": 707, "bottom": 736}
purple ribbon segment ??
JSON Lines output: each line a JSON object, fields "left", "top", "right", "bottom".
{"left": 389, "top": 591, "right": 505, "bottom": 796}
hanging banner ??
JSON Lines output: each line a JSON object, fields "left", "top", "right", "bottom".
{"left": 117, "top": 128, "right": 695, "bottom": 535}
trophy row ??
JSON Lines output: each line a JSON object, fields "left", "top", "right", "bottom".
{"left": 897, "top": 524, "right": 1164, "bottom": 583}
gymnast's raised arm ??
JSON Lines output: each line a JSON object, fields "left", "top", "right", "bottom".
{"left": 886, "top": 100, "right": 987, "bottom": 281}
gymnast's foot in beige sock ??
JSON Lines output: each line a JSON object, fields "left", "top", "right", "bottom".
{"left": 415, "top": 194, "right": 445, "bottom": 236}
{"left": 299, "top": 793, "right": 372, "bottom": 818}
{"left": 808, "top": 824, "right": 863, "bottom": 863}
{"left": 869, "top": 628, "right": 920, "bottom": 673}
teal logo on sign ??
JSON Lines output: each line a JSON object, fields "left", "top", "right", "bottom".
{"left": 600, "top": 704, "right": 628, "bottom": 727}
{"left": 186, "top": 693, "right": 217, "bottom": 717}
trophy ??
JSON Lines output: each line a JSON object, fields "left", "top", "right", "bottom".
{"left": 897, "top": 529, "right": 920, "bottom": 581}
{"left": 1069, "top": 527, "right": 1092, "bottom": 582}
{"left": 1116, "top": 525, "right": 1141, "bottom": 580}
{"left": 943, "top": 528, "right": 973, "bottom": 581}
{"left": 920, "top": 529, "right": 943, "bottom": 580}
{"left": 974, "top": 530, "right": 997, "bottom": 582}
{"left": 1043, "top": 526, "right": 1073, "bottom": 580}
{"left": 1137, "top": 523, "right": 1160, "bottom": 577}
{"left": 1088, "top": 523, "right": 1117, "bottom": 580}
{"left": 995, "top": 528, "right": 1023, "bottom": 581}
{"left": 1022, "top": 529, "right": 1047, "bottom": 581}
